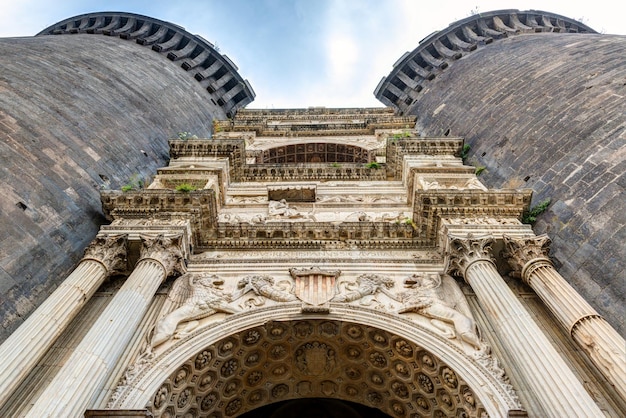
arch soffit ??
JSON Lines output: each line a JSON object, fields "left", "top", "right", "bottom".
{"left": 113, "top": 304, "right": 521, "bottom": 417}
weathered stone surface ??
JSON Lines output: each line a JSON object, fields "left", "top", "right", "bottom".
{"left": 398, "top": 33, "right": 626, "bottom": 336}
{"left": 0, "top": 34, "right": 228, "bottom": 342}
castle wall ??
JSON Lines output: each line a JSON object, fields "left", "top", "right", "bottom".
{"left": 0, "top": 34, "right": 225, "bottom": 341}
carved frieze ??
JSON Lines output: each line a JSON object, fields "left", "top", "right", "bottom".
{"left": 148, "top": 272, "right": 237, "bottom": 350}
{"left": 398, "top": 273, "right": 483, "bottom": 350}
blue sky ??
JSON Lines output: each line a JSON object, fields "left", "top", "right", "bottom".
{"left": 1, "top": 0, "right": 624, "bottom": 108}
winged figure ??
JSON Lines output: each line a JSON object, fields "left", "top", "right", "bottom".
{"left": 149, "top": 273, "right": 238, "bottom": 349}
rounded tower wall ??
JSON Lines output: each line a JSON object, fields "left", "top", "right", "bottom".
{"left": 0, "top": 33, "right": 230, "bottom": 341}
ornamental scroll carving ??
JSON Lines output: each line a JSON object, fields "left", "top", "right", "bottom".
{"left": 502, "top": 234, "right": 552, "bottom": 279}
{"left": 447, "top": 234, "right": 496, "bottom": 279}
{"left": 139, "top": 233, "right": 186, "bottom": 278}
{"left": 82, "top": 234, "right": 128, "bottom": 274}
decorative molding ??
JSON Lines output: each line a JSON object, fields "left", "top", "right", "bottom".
{"left": 416, "top": 190, "right": 532, "bottom": 244}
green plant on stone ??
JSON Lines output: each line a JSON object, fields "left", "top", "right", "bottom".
{"left": 474, "top": 165, "right": 486, "bottom": 176}
{"left": 522, "top": 198, "right": 551, "bottom": 224}
{"left": 461, "top": 144, "right": 471, "bottom": 161}
{"left": 178, "top": 131, "right": 198, "bottom": 140}
{"left": 330, "top": 162, "right": 341, "bottom": 168}
{"left": 121, "top": 173, "right": 143, "bottom": 192}
{"left": 365, "top": 161, "right": 381, "bottom": 169}
{"left": 175, "top": 183, "right": 197, "bottom": 193}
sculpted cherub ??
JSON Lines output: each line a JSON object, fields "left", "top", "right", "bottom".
{"left": 148, "top": 273, "right": 238, "bottom": 349}
{"left": 398, "top": 273, "right": 483, "bottom": 350}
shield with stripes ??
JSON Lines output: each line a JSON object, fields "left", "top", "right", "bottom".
{"left": 290, "top": 267, "right": 340, "bottom": 306}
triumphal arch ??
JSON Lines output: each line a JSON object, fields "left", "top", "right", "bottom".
{"left": 1, "top": 108, "right": 624, "bottom": 417}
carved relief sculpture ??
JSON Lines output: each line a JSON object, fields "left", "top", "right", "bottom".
{"left": 234, "top": 275, "right": 298, "bottom": 307}
{"left": 398, "top": 273, "right": 483, "bottom": 350}
{"left": 268, "top": 199, "right": 315, "bottom": 220}
{"left": 290, "top": 267, "right": 341, "bottom": 307}
{"left": 149, "top": 273, "right": 238, "bottom": 349}
{"left": 331, "top": 274, "right": 397, "bottom": 304}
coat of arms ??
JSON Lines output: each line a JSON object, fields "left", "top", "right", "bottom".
{"left": 290, "top": 267, "right": 341, "bottom": 309}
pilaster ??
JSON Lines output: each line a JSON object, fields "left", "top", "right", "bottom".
{"left": 503, "top": 234, "right": 626, "bottom": 400}
{"left": 0, "top": 234, "right": 128, "bottom": 408}
{"left": 447, "top": 234, "right": 604, "bottom": 417}
{"left": 25, "top": 234, "right": 185, "bottom": 417}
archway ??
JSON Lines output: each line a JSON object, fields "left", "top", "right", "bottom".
{"left": 259, "top": 143, "right": 373, "bottom": 164}
{"left": 238, "top": 398, "right": 391, "bottom": 418}
{"left": 110, "top": 305, "right": 520, "bottom": 417}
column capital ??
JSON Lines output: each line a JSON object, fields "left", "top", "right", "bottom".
{"left": 502, "top": 234, "right": 552, "bottom": 280}
{"left": 83, "top": 234, "right": 128, "bottom": 275}
{"left": 139, "top": 233, "right": 186, "bottom": 278}
{"left": 446, "top": 234, "right": 496, "bottom": 280}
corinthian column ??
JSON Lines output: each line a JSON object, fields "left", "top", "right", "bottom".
{"left": 502, "top": 234, "right": 626, "bottom": 399}
{"left": 447, "top": 234, "right": 603, "bottom": 418}
{"left": 0, "top": 234, "right": 127, "bottom": 408}
{"left": 26, "top": 234, "right": 185, "bottom": 418}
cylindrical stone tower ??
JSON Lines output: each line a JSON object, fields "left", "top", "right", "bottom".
{"left": 376, "top": 9, "right": 625, "bottom": 336}
{"left": 0, "top": 12, "right": 255, "bottom": 342}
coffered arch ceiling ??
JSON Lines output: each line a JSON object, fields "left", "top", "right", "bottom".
{"left": 147, "top": 319, "right": 487, "bottom": 417}
{"left": 111, "top": 306, "right": 521, "bottom": 417}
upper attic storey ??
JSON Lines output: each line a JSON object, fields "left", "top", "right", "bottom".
{"left": 207, "top": 107, "right": 423, "bottom": 169}
{"left": 37, "top": 12, "right": 255, "bottom": 117}
{"left": 166, "top": 107, "right": 472, "bottom": 184}
{"left": 215, "top": 107, "right": 416, "bottom": 137}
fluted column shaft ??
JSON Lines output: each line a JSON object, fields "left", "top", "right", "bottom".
{"left": 448, "top": 235, "right": 604, "bottom": 418}
{"left": 503, "top": 234, "right": 626, "bottom": 399}
{"left": 0, "top": 235, "right": 127, "bottom": 408}
{"left": 25, "top": 234, "right": 184, "bottom": 418}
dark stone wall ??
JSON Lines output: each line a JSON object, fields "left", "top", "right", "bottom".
{"left": 407, "top": 33, "right": 625, "bottom": 335}
{"left": 0, "top": 34, "right": 226, "bottom": 342}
